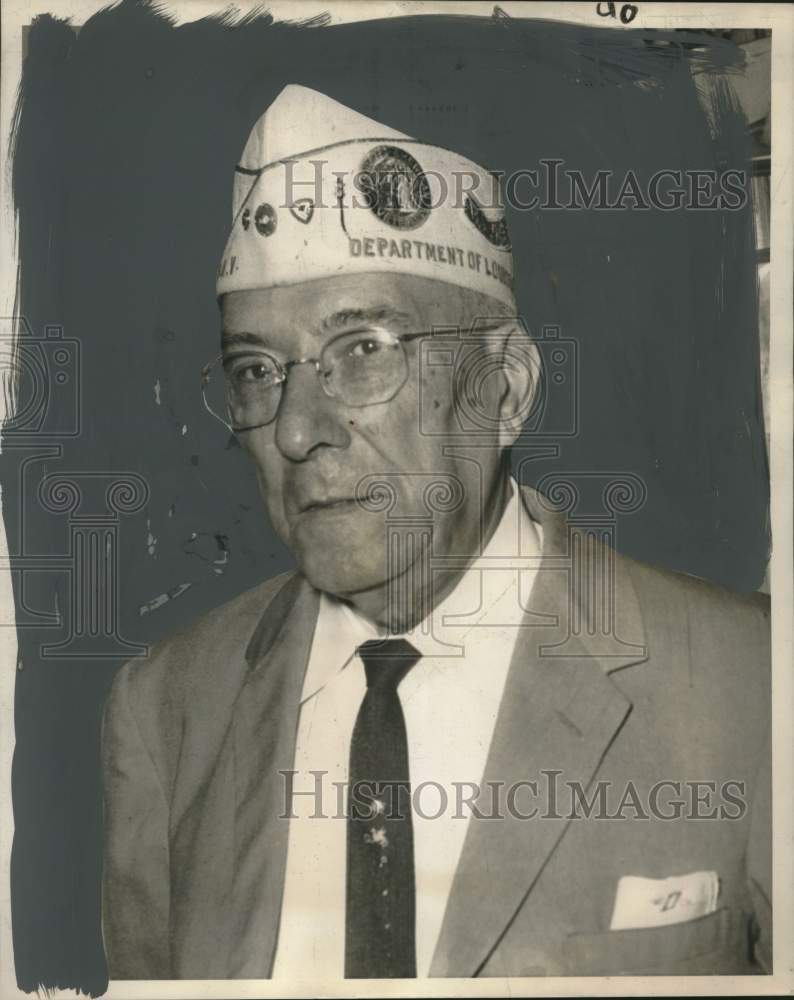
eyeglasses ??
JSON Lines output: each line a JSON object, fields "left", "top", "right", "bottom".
{"left": 201, "top": 326, "right": 438, "bottom": 433}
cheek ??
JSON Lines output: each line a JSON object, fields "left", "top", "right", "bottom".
{"left": 414, "top": 367, "right": 459, "bottom": 437}
{"left": 359, "top": 377, "right": 465, "bottom": 478}
{"left": 240, "top": 435, "right": 290, "bottom": 528}
{"left": 354, "top": 382, "right": 425, "bottom": 451}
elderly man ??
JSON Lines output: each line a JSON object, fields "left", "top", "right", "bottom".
{"left": 101, "top": 86, "right": 771, "bottom": 980}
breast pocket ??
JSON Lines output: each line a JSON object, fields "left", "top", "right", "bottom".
{"left": 563, "top": 908, "right": 749, "bottom": 975}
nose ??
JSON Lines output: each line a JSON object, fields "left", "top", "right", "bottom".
{"left": 274, "top": 361, "right": 351, "bottom": 461}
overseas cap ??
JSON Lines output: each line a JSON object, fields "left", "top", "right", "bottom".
{"left": 216, "top": 85, "right": 516, "bottom": 309}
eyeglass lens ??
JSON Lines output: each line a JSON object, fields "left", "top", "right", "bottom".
{"left": 205, "top": 328, "right": 410, "bottom": 430}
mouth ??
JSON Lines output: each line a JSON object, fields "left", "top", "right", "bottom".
{"left": 299, "top": 495, "right": 367, "bottom": 514}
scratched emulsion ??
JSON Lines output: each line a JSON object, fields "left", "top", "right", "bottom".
{"left": 5, "top": 5, "right": 765, "bottom": 994}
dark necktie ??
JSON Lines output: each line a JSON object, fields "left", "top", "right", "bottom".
{"left": 345, "top": 637, "right": 422, "bottom": 979}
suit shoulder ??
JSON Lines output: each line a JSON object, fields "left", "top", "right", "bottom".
{"left": 617, "top": 550, "right": 770, "bottom": 717}
{"left": 620, "top": 550, "right": 770, "bottom": 625}
{"left": 103, "top": 571, "right": 301, "bottom": 789}
{"left": 113, "top": 570, "right": 297, "bottom": 706}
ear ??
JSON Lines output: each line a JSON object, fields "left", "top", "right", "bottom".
{"left": 496, "top": 325, "right": 541, "bottom": 449}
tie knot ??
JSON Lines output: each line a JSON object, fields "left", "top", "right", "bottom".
{"left": 356, "top": 638, "right": 422, "bottom": 690}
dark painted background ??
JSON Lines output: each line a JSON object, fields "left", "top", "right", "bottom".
{"left": 6, "top": 4, "right": 767, "bottom": 993}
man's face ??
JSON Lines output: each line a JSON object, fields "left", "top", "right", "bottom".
{"left": 220, "top": 273, "right": 513, "bottom": 600}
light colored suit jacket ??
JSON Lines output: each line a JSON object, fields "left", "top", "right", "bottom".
{"left": 101, "top": 487, "right": 771, "bottom": 978}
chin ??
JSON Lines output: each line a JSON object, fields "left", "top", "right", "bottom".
{"left": 289, "top": 513, "right": 389, "bottom": 597}
{"left": 297, "top": 553, "right": 387, "bottom": 599}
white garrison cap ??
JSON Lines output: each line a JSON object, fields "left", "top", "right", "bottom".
{"left": 216, "top": 85, "right": 516, "bottom": 309}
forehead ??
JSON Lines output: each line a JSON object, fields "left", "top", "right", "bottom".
{"left": 220, "top": 273, "right": 463, "bottom": 337}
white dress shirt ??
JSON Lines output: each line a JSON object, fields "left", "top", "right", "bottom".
{"left": 271, "top": 479, "right": 543, "bottom": 979}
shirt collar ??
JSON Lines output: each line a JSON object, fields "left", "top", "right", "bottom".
{"left": 301, "top": 593, "right": 380, "bottom": 703}
{"left": 405, "top": 478, "right": 541, "bottom": 656}
{"left": 301, "top": 478, "right": 541, "bottom": 702}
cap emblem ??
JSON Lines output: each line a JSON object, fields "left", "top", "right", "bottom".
{"left": 358, "top": 145, "right": 431, "bottom": 230}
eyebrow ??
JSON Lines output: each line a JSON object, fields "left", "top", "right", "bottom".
{"left": 222, "top": 306, "right": 415, "bottom": 350}
{"left": 320, "top": 306, "right": 414, "bottom": 332}
{"left": 221, "top": 330, "right": 271, "bottom": 349}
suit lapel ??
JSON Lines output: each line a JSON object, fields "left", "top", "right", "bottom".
{"left": 429, "top": 487, "right": 648, "bottom": 976}
{"left": 227, "top": 574, "right": 320, "bottom": 977}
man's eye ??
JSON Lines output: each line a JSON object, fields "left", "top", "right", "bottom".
{"left": 226, "top": 358, "right": 279, "bottom": 384}
{"left": 345, "top": 332, "right": 398, "bottom": 359}
{"left": 240, "top": 363, "right": 270, "bottom": 382}
{"left": 348, "top": 338, "right": 383, "bottom": 358}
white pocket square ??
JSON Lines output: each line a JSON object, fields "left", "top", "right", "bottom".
{"left": 610, "top": 871, "right": 720, "bottom": 930}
